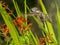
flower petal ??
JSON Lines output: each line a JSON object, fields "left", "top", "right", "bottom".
{"left": 18, "top": 16, "right": 22, "bottom": 20}
{"left": 13, "top": 19, "right": 18, "bottom": 25}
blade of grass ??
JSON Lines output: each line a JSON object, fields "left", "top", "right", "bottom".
{"left": 0, "top": 4, "right": 20, "bottom": 45}
{"left": 39, "top": 0, "right": 58, "bottom": 45}
{"left": 24, "top": 32, "right": 35, "bottom": 45}
{"left": 9, "top": 40, "right": 14, "bottom": 45}
{"left": 12, "top": 0, "right": 22, "bottom": 17}
{"left": 24, "top": 25, "right": 39, "bottom": 45}
{"left": 24, "top": 0, "right": 27, "bottom": 24}
{"left": 56, "top": 3, "right": 60, "bottom": 45}
{"left": 35, "top": 34, "right": 41, "bottom": 45}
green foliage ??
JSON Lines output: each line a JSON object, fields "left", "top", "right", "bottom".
{"left": 56, "top": 3, "right": 60, "bottom": 45}
{"left": 0, "top": 0, "right": 59, "bottom": 45}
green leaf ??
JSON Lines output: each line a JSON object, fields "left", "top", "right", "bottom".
{"left": 12, "top": 0, "right": 22, "bottom": 17}
{"left": 56, "top": 3, "right": 60, "bottom": 45}
{"left": 0, "top": 5, "right": 20, "bottom": 45}
{"left": 39, "top": 0, "right": 58, "bottom": 45}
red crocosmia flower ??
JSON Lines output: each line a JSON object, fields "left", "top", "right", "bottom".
{"left": 17, "top": 16, "right": 26, "bottom": 26}
{"left": 18, "top": 16, "right": 22, "bottom": 20}
{"left": 40, "top": 38, "right": 46, "bottom": 43}
{"left": 4, "top": 27, "right": 9, "bottom": 35}
{"left": 13, "top": 19, "right": 18, "bottom": 25}
{"left": 1, "top": 24, "right": 9, "bottom": 35}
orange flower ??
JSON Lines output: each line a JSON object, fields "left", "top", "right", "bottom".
{"left": 40, "top": 38, "right": 46, "bottom": 43}
{"left": 13, "top": 16, "right": 26, "bottom": 26}
{"left": 4, "top": 27, "right": 9, "bottom": 35}
{"left": 1, "top": 24, "right": 9, "bottom": 35}
{"left": 17, "top": 16, "right": 26, "bottom": 27}
{"left": 13, "top": 19, "right": 18, "bottom": 25}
